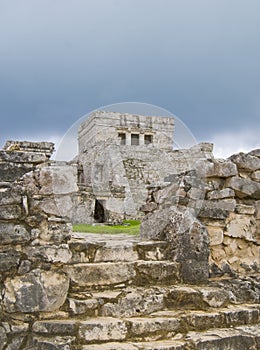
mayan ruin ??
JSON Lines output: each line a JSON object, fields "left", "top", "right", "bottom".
{"left": 0, "top": 111, "right": 259, "bottom": 349}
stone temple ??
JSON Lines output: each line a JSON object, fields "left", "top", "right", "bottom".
{"left": 75, "top": 111, "right": 212, "bottom": 223}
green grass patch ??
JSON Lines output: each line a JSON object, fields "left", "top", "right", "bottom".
{"left": 73, "top": 220, "right": 140, "bottom": 235}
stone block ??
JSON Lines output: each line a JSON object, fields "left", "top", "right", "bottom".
{"left": 31, "top": 336, "right": 75, "bottom": 350}
{"left": 67, "top": 298, "right": 99, "bottom": 315}
{"left": 24, "top": 244, "right": 72, "bottom": 263}
{"left": 0, "top": 326, "right": 7, "bottom": 350}
{"left": 39, "top": 165, "right": 78, "bottom": 195}
{"left": 0, "top": 250, "right": 20, "bottom": 273}
{"left": 226, "top": 176, "right": 260, "bottom": 199}
{"left": 251, "top": 170, "right": 260, "bottom": 182}
{"left": 197, "top": 159, "right": 237, "bottom": 178}
{"left": 94, "top": 243, "right": 139, "bottom": 262}
{"left": 65, "top": 262, "right": 136, "bottom": 288}
{"left": 235, "top": 204, "right": 255, "bottom": 214}
{"left": 0, "top": 150, "right": 48, "bottom": 164}
{"left": 33, "top": 320, "right": 78, "bottom": 335}
{"left": 229, "top": 152, "right": 260, "bottom": 171}
{"left": 135, "top": 261, "right": 180, "bottom": 285}
{"left": 0, "top": 223, "right": 30, "bottom": 245}
{"left": 78, "top": 318, "right": 128, "bottom": 342}
{"left": 0, "top": 162, "right": 34, "bottom": 182}
{"left": 0, "top": 205, "right": 22, "bottom": 220}
{"left": 101, "top": 288, "right": 165, "bottom": 317}
{"left": 3, "top": 269, "right": 69, "bottom": 313}
{"left": 207, "top": 226, "right": 224, "bottom": 246}
{"left": 225, "top": 213, "right": 256, "bottom": 241}
{"left": 207, "top": 188, "right": 235, "bottom": 200}
{"left": 127, "top": 316, "right": 180, "bottom": 338}
{"left": 198, "top": 199, "right": 236, "bottom": 219}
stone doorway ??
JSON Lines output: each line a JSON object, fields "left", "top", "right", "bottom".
{"left": 94, "top": 199, "right": 106, "bottom": 223}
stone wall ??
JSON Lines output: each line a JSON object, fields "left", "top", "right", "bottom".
{"left": 140, "top": 149, "right": 260, "bottom": 277}
{"left": 0, "top": 144, "right": 75, "bottom": 348}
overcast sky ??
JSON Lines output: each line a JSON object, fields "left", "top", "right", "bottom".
{"left": 1, "top": 0, "right": 259, "bottom": 158}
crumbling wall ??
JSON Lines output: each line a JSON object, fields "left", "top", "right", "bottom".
{"left": 140, "top": 149, "right": 260, "bottom": 277}
{"left": 0, "top": 143, "right": 74, "bottom": 348}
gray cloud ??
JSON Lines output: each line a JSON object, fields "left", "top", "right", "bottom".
{"left": 0, "top": 0, "right": 259, "bottom": 152}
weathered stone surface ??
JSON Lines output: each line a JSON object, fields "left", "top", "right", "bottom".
{"left": 78, "top": 318, "right": 128, "bottom": 342}
{"left": 207, "top": 226, "right": 224, "bottom": 246}
{"left": 0, "top": 205, "right": 22, "bottom": 220}
{"left": 67, "top": 298, "right": 99, "bottom": 315}
{"left": 229, "top": 152, "right": 260, "bottom": 171}
{"left": 65, "top": 262, "right": 136, "bottom": 288}
{"left": 39, "top": 165, "right": 78, "bottom": 195}
{"left": 251, "top": 170, "right": 260, "bottom": 182}
{"left": 31, "top": 336, "right": 75, "bottom": 350}
{"left": 33, "top": 320, "right": 78, "bottom": 335}
{"left": 94, "top": 242, "right": 139, "bottom": 262}
{"left": 197, "top": 159, "right": 238, "bottom": 178}
{"left": 127, "top": 316, "right": 180, "bottom": 339}
{"left": 0, "top": 250, "right": 20, "bottom": 273}
{"left": 225, "top": 213, "right": 256, "bottom": 241}
{"left": 235, "top": 204, "right": 255, "bottom": 214}
{"left": 0, "top": 150, "right": 48, "bottom": 164}
{"left": 3, "top": 269, "right": 69, "bottom": 312}
{"left": 101, "top": 288, "right": 165, "bottom": 317}
{"left": 81, "top": 343, "right": 139, "bottom": 350}
{"left": 207, "top": 188, "right": 235, "bottom": 200}
{"left": 226, "top": 176, "right": 260, "bottom": 199}
{"left": 0, "top": 162, "right": 34, "bottom": 182}
{"left": 0, "top": 326, "right": 7, "bottom": 350}
{"left": 198, "top": 199, "right": 236, "bottom": 219}
{"left": 135, "top": 261, "right": 180, "bottom": 285}
{"left": 0, "top": 223, "right": 30, "bottom": 245}
{"left": 24, "top": 244, "right": 72, "bottom": 263}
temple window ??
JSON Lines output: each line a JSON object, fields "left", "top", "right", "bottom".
{"left": 145, "top": 134, "right": 153, "bottom": 145}
{"left": 131, "top": 134, "right": 139, "bottom": 145}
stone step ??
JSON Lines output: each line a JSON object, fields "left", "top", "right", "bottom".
{"left": 69, "top": 234, "right": 169, "bottom": 263}
{"left": 32, "top": 304, "right": 260, "bottom": 346}
{"left": 64, "top": 261, "right": 180, "bottom": 291}
{"left": 64, "top": 278, "right": 260, "bottom": 318}
{"left": 79, "top": 325, "right": 260, "bottom": 349}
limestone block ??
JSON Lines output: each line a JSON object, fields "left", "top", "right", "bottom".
{"left": 0, "top": 250, "right": 20, "bottom": 273}
{"left": 65, "top": 262, "right": 136, "bottom": 288}
{"left": 33, "top": 320, "right": 78, "bottom": 335}
{"left": 200, "top": 287, "right": 229, "bottom": 308}
{"left": 207, "top": 188, "right": 235, "bottom": 200}
{"left": 0, "top": 186, "right": 22, "bottom": 205}
{"left": 0, "top": 223, "right": 30, "bottom": 245}
{"left": 249, "top": 148, "right": 260, "bottom": 157}
{"left": 229, "top": 152, "right": 260, "bottom": 171}
{"left": 78, "top": 318, "right": 128, "bottom": 342}
{"left": 94, "top": 243, "right": 139, "bottom": 262}
{"left": 31, "top": 336, "right": 75, "bottom": 350}
{"left": 24, "top": 244, "right": 72, "bottom": 263}
{"left": 197, "top": 159, "right": 237, "bottom": 178}
{"left": 0, "top": 162, "right": 34, "bottom": 182}
{"left": 135, "top": 261, "right": 180, "bottom": 284}
{"left": 68, "top": 298, "right": 99, "bottom": 315}
{"left": 38, "top": 195, "right": 74, "bottom": 218}
{"left": 0, "top": 205, "right": 22, "bottom": 220}
{"left": 198, "top": 199, "right": 236, "bottom": 219}
{"left": 3, "top": 269, "right": 69, "bottom": 313}
{"left": 207, "top": 226, "right": 224, "bottom": 246}
{"left": 226, "top": 176, "right": 260, "bottom": 199}
{"left": 101, "top": 288, "right": 165, "bottom": 317}
{"left": 127, "top": 317, "right": 180, "bottom": 338}
{"left": 0, "top": 150, "right": 47, "bottom": 164}
{"left": 210, "top": 245, "right": 226, "bottom": 262}
{"left": 251, "top": 170, "right": 260, "bottom": 182}
{"left": 38, "top": 165, "right": 78, "bottom": 195}
{"left": 225, "top": 213, "right": 256, "bottom": 241}
{"left": 235, "top": 204, "right": 255, "bottom": 215}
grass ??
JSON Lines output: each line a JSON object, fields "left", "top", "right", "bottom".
{"left": 73, "top": 219, "right": 140, "bottom": 235}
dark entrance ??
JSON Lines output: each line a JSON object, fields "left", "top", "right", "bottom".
{"left": 94, "top": 199, "right": 106, "bottom": 223}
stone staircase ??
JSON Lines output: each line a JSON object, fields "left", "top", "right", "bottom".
{"left": 31, "top": 233, "right": 260, "bottom": 350}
